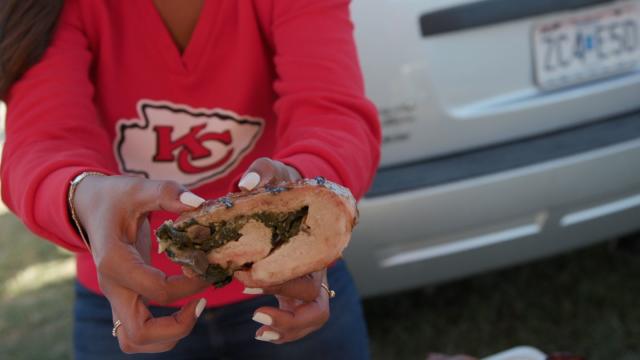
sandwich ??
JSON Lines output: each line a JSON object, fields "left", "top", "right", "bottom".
{"left": 155, "top": 177, "right": 357, "bottom": 288}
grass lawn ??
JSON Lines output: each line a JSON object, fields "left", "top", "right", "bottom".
{"left": 1, "top": 211, "right": 639, "bottom": 359}
{"left": 0, "top": 213, "right": 74, "bottom": 359}
{"left": 365, "top": 236, "right": 640, "bottom": 359}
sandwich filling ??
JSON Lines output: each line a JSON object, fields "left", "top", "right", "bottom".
{"left": 156, "top": 206, "right": 310, "bottom": 287}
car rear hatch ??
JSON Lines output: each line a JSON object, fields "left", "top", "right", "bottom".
{"left": 352, "top": 0, "right": 640, "bottom": 168}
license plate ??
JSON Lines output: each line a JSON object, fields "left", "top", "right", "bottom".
{"left": 533, "top": 2, "right": 640, "bottom": 90}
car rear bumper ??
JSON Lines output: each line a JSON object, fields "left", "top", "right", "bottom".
{"left": 346, "top": 110, "right": 640, "bottom": 297}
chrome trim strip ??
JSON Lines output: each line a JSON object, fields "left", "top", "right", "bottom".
{"left": 560, "top": 193, "right": 640, "bottom": 226}
{"left": 380, "top": 223, "right": 541, "bottom": 268}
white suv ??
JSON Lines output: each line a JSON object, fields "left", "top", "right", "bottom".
{"left": 347, "top": 0, "right": 640, "bottom": 296}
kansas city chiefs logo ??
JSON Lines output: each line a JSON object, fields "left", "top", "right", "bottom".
{"left": 115, "top": 100, "right": 264, "bottom": 188}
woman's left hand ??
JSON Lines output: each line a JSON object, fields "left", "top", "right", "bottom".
{"left": 246, "top": 270, "right": 330, "bottom": 343}
{"left": 237, "top": 157, "right": 331, "bottom": 343}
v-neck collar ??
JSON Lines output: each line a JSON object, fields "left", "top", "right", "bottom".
{"left": 138, "top": 0, "right": 213, "bottom": 74}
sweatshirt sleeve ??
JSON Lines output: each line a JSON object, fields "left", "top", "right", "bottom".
{"left": 0, "top": 0, "right": 118, "bottom": 252}
{"left": 268, "top": 0, "right": 382, "bottom": 200}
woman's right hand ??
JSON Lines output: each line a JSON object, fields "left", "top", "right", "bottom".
{"left": 73, "top": 175, "right": 210, "bottom": 353}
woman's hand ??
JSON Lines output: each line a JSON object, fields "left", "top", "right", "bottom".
{"left": 248, "top": 270, "right": 330, "bottom": 343}
{"left": 73, "top": 175, "right": 210, "bottom": 353}
{"left": 238, "top": 157, "right": 302, "bottom": 191}
{"left": 238, "top": 157, "right": 331, "bottom": 343}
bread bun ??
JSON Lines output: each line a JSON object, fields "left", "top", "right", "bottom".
{"left": 156, "top": 177, "right": 357, "bottom": 288}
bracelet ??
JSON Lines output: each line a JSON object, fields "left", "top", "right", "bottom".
{"left": 68, "top": 171, "right": 106, "bottom": 250}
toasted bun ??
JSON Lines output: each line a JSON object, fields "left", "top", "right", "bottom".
{"left": 156, "top": 177, "right": 357, "bottom": 288}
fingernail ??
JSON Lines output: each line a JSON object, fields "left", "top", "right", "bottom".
{"left": 195, "top": 298, "right": 206, "bottom": 318}
{"left": 239, "top": 172, "right": 261, "bottom": 191}
{"left": 252, "top": 312, "right": 273, "bottom": 326}
{"left": 180, "top": 192, "right": 205, "bottom": 208}
{"left": 243, "top": 287, "right": 263, "bottom": 295}
{"left": 255, "top": 331, "right": 280, "bottom": 342}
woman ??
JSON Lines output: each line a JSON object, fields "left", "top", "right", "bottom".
{"left": 0, "top": 0, "right": 381, "bottom": 359}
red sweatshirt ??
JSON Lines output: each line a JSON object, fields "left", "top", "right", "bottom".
{"left": 1, "top": 0, "right": 380, "bottom": 307}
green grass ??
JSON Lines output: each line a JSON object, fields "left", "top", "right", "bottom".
{"left": 0, "top": 212, "right": 74, "bottom": 360}
{"left": 364, "top": 237, "right": 640, "bottom": 359}
{"left": 1, "top": 210, "right": 639, "bottom": 359}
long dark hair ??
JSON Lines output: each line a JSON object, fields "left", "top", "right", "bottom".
{"left": 0, "top": 0, "right": 64, "bottom": 99}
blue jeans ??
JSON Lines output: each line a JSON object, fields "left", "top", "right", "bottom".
{"left": 73, "top": 260, "right": 370, "bottom": 359}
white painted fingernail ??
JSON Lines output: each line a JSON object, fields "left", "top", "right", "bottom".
{"left": 180, "top": 192, "right": 205, "bottom": 208}
{"left": 239, "top": 172, "right": 261, "bottom": 191}
{"left": 255, "top": 331, "right": 280, "bottom": 342}
{"left": 243, "top": 287, "right": 264, "bottom": 295}
{"left": 252, "top": 312, "right": 273, "bottom": 326}
{"left": 195, "top": 298, "right": 206, "bottom": 318}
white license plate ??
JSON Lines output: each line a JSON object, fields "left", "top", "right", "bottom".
{"left": 533, "top": 2, "right": 640, "bottom": 90}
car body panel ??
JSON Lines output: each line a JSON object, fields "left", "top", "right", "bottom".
{"left": 348, "top": 0, "right": 640, "bottom": 298}
{"left": 347, "top": 134, "right": 640, "bottom": 296}
{"left": 352, "top": 0, "right": 640, "bottom": 166}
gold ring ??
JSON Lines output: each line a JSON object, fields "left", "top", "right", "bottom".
{"left": 112, "top": 320, "right": 123, "bottom": 338}
{"left": 320, "top": 283, "right": 336, "bottom": 299}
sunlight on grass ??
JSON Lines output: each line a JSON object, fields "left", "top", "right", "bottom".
{"left": 0, "top": 212, "right": 74, "bottom": 359}
{"left": 3, "top": 258, "right": 75, "bottom": 300}
{"left": 0, "top": 195, "right": 7, "bottom": 214}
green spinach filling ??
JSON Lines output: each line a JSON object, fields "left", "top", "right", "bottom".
{"left": 205, "top": 264, "right": 233, "bottom": 288}
{"left": 156, "top": 206, "right": 310, "bottom": 286}
{"left": 157, "top": 206, "right": 309, "bottom": 252}
{"left": 157, "top": 219, "right": 242, "bottom": 253}
{"left": 252, "top": 206, "right": 309, "bottom": 250}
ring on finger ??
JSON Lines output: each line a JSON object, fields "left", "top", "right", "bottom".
{"left": 112, "top": 319, "right": 123, "bottom": 337}
{"left": 320, "top": 283, "right": 336, "bottom": 299}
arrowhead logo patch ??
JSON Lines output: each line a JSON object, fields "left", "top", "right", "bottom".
{"left": 115, "top": 100, "right": 264, "bottom": 188}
